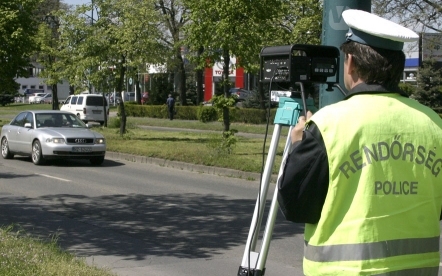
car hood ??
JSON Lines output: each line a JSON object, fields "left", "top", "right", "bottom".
{"left": 41, "top": 128, "right": 104, "bottom": 138}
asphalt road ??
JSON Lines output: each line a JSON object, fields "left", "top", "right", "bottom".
{"left": 0, "top": 155, "right": 306, "bottom": 276}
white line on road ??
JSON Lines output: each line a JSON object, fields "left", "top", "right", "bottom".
{"left": 36, "top": 174, "right": 71, "bottom": 182}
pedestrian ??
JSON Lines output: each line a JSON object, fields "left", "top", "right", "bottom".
{"left": 166, "top": 94, "right": 175, "bottom": 120}
{"left": 142, "top": 91, "right": 149, "bottom": 105}
{"left": 277, "top": 9, "right": 442, "bottom": 275}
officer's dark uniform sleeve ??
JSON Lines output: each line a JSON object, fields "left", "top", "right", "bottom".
{"left": 277, "top": 122, "right": 329, "bottom": 224}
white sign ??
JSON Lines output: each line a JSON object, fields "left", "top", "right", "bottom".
{"left": 213, "top": 57, "right": 236, "bottom": 77}
{"left": 422, "top": 33, "right": 442, "bottom": 62}
{"left": 270, "top": 90, "right": 291, "bottom": 102}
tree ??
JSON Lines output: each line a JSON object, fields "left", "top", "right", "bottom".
{"left": 36, "top": 12, "right": 64, "bottom": 110}
{"left": 0, "top": 0, "right": 42, "bottom": 94}
{"left": 373, "top": 0, "right": 441, "bottom": 33}
{"left": 411, "top": 59, "right": 442, "bottom": 110}
{"left": 57, "top": 0, "right": 164, "bottom": 134}
{"left": 155, "top": 0, "right": 190, "bottom": 106}
{"left": 185, "top": 0, "right": 286, "bottom": 132}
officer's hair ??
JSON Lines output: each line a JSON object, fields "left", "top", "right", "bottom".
{"left": 340, "top": 42, "right": 405, "bottom": 91}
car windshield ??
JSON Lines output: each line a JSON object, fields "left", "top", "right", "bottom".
{"left": 36, "top": 113, "right": 87, "bottom": 128}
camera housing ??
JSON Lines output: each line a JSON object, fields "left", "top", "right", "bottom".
{"left": 260, "top": 44, "right": 340, "bottom": 100}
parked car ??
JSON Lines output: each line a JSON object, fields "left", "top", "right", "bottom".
{"left": 29, "top": 93, "right": 47, "bottom": 104}
{"left": 229, "top": 88, "right": 252, "bottom": 101}
{"left": 60, "top": 94, "right": 109, "bottom": 125}
{"left": 0, "top": 110, "right": 106, "bottom": 165}
{"left": 32, "top": 93, "right": 52, "bottom": 104}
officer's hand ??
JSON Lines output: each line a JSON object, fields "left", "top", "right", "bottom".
{"left": 291, "top": 110, "right": 313, "bottom": 143}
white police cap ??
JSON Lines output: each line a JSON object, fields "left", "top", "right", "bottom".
{"left": 342, "top": 9, "right": 419, "bottom": 51}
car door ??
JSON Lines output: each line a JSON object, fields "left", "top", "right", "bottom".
{"left": 6, "top": 112, "right": 27, "bottom": 152}
{"left": 60, "top": 96, "right": 73, "bottom": 112}
{"left": 16, "top": 112, "right": 35, "bottom": 153}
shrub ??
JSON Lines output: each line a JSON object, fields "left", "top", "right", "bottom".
{"left": 120, "top": 102, "right": 277, "bottom": 124}
{"left": 197, "top": 106, "right": 218, "bottom": 122}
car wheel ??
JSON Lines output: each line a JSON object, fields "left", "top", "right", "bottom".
{"left": 99, "top": 121, "right": 104, "bottom": 126}
{"left": 1, "top": 137, "right": 14, "bottom": 159}
{"left": 32, "top": 140, "right": 45, "bottom": 165}
{"left": 90, "top": 156, "right": 104, "bottom": 165}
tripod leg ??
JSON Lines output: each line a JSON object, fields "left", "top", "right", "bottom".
{"left": 238, "top": 124, "right": 283, "bottom": 275}
{"left": 238, "top": 125, "right": 294, "bottom": 275}
{"left": 256, "top": 127, "right": 294, "bottom": 271}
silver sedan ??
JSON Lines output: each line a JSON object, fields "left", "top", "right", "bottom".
{"left": 1, "top": 110, "right": 106, "bottom": 165}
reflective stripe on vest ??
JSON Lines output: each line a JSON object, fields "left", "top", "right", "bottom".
{"left": 304, "top": 236, "right": 439, "bottom": 262}
{"left": 374, "top": 266, "right": 439, "bottom": 276}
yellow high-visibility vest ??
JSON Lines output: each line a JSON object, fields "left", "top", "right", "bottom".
{"left": 304, "top": 93, "right": 442, "bottom": 275}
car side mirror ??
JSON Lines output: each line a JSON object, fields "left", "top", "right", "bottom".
{"left": 24, "top": 123, "right": 32, "bottom": 128}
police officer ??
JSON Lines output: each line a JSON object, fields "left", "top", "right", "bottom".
{"left": 278, "top": 9, "right": 442, "bottom": 275}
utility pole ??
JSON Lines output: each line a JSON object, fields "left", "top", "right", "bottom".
{"left": 319, "top": 0, "right": 371, "bottom": 108}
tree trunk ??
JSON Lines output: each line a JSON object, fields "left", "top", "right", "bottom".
{"left": 222, "top": 49, "right": 230, "bottom": 132}
{"left": 196, "top": 46, "right": 204, "bottom": 105}
{"left": 177, "top": 49, "right": 187, "bottom": 106}
{"left": 102, "top": 92, "right": 107, "bottom": 127}
{"left": 51, "top": 83, "right": 59, "bottom": 110}
{"left": 118, "top": 56, "right": 127, "bottom": 136}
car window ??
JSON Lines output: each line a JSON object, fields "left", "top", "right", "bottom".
{"left": 64, "top": 96, "right": 71, "bottom": 104}
{"left": 77, "top": 96, "right": 84, "bottom": 105}
{"left": 10, "top": 112, "right": 27, "bottom": 127}
{"left": 35, "top": 113, "right": 87, "bottom": 128}
{"left": 71, "top": 96, "right": 78, "bottom": 105}
{"left": 86, "top": 96, "right": 106, "bottom": 106}
{"left": 24, "top": 112, "right": 34, "bottom": 128}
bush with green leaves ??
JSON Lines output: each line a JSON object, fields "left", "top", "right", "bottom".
{"left": 197, "top": 106, "right": 218, "bottom": 122}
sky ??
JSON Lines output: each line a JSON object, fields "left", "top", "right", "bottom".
{"left": 64, "top": 0, "right": 89, "bottom": 6}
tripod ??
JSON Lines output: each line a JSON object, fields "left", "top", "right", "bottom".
{"left": 238, "top": 84, "right": 316, "bottom": 276}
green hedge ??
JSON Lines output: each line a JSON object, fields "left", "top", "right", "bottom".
{"left": 120, "top": 103, "right": 276, "bottom": 124}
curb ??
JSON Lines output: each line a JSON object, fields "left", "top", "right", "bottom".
{"left": 105, "top": 151, "right": 278, "bottom": 183}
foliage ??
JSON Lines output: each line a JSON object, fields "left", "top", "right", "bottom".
{"left": 206, "top": 130, "right": 238, "bottom": 156}
{"left": 184, "top": 0, "right": 322, "bottom": 131}
{"left": 0, "top": 0, "right": 42, "bottom": 94}
{"left": 373, "top": 0, "right": 441, "bottom": 33}
{"left": 411, "top": 59, "right": 442, "bottom": 110}
{"left": 197, "top": 106, "right": 218, "bottom": 122}
{"left": 278, "top": 0, "right": 323, "bottom": 45}
{"left": 147, "top": 73, "right": 174, "bottom": 104}
{"left": 122, "top": 102, "right": 276, "bottom": 123}
{"left": 399, "top": 82, "right": 416, "bottom": 97}
{"left": 155, "top": 0, "right": 190, "bottom": 106}
{"left": 0, "top": 225, "right": 115, "bottom": 276}
{"left": 210, "top": 95, "right": 236, "bottom": 122}
{"left": 57, "top": 0, "right": 165, "bottom": 134}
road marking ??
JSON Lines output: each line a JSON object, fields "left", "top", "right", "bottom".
{"left": 36, "top": 174, "right": 71, "bottom": 182}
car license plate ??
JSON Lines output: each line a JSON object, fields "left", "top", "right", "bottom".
{"left": 92, "top": 110, "right": 102, "bottom": 114}
{"left": 72, "top": 147, "right": 92, "bottom": 152}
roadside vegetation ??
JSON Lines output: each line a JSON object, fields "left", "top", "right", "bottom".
{"left": 0, "top": 225, "right": 115, "bottom": 276}
{"left": 0, "top": 103, "right": 284, "bottom": 174}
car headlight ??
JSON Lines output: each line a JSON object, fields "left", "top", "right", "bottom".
{"left": 46, "top": 138, "right": 66, "bottom": 144}
{"left": 95, "top": 138, "right": 105, "bottom": 144}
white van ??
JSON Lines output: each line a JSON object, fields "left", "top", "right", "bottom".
{"left": 60, "top": 94, "right": 109, "bottom": 125}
